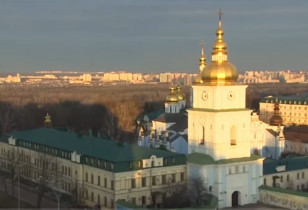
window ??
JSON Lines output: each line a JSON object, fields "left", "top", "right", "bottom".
{"left": 152, "top": 176, "right": 156, "bottom": 185}
{"left": 142, "top": 177, "right": 146, "bottom": 187}
{"left": 98, "top": 176, "right": 101, "bottom": 186}
{"left": 162, "top": 175, "right": 166, "bottom": 184}
{"left": 280, "top": 176, "right": 283, "bottom": 182}
{"left": 91, "top": 192, "right": 94, "bottom": 202}
{"left": 85, "top": 172, "right": 88, "bottom": 182}
{"left": 91, "top": 174, "right": 94, "bottom": 184}
{"left": 180, "top": 172, "right": 184, "bottom": 182}
{"left": 264, "top": 178, "right": 267, "bottom": 186}
{"left": 68, "top": 167, "right": 71, "bottom": 176}
{"left": 172, "top": 173, "right": 176, "bottom": 183}
{"left": 230, "top": 125, "right": 237, "bottom": 146}
{"left": 132, "top": 197, "right": 136, "bottom": 205}
{"left": 97, "top": 194, "right": 100, "bottom": 204}
{"left": 111, "top": 180, "right": 114, "bottom": 190}
{"left": 131, "top": 179, "right": 136, "bottom": 188}
{"left": 104, "top": 178, "right": 107, "bottom": 187}
{"left": 142, "top": 196, "right": 146, "bottom": 205}
{"left": 287, "top": 174, "right": 289, "bottom": 181}
{"left": 302, "top": 172, "right": 305, "bottom": 179}
{"left": 297, "top": 173, "right": 300, "bottom": 179}
{"left": 85, "top": 189, "right": 88, "bottom": 199}
{"left": 104, "top": 197, "right": 107, "bottom": 207}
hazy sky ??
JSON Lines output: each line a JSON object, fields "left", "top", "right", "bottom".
{"left": 0, "top": 0, "right": 307, "bottom": 73}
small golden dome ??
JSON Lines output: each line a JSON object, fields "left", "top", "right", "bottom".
{"left": 165, "top": 86, "right": 179, "bottom": 102}
{"left": 201, "top": 10, "right": 238, "bottom": 85}
{"left": 44, "top": 112, "right": 52, "bottom": 128}
{"left": 176, "top": 84, "right": 185, "bottom": 100}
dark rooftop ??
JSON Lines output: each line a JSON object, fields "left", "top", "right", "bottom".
{"left": 5, "top": 128, "right": 184, "bottom": 163}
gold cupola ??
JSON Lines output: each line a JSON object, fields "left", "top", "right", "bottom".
{"left": 165, "top": 85, "right": 179, "bottom": 103}
{"left": 201, "top": 10, "right": 238, "bottom": 85}
{"left": 194, "top": 40, "right": 207, "bottom": 84}
{"left": 44, "top": 112, "right": 52, "bottom": 128}
{"left": 176, "top": 84, "right": 185, "bottom": 101}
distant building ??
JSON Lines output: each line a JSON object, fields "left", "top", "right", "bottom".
{"left": 263, "top": 156, "right": 308, "bottom": 191}
{"left": 284, "top": 125, "right": 308, "bottom": 155}
{"left": 239, "top": 70, "right": 306, "bottom": 84}
{"left": 260, "top": 94, "right": 308, "bottom": 125}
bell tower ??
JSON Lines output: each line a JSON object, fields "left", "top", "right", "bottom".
{"left": 188, "top": 10, "right": 251, "bottom": 160}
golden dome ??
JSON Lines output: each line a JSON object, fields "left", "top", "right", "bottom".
{"left": 165, "top": 86, "right": 179, "bottom": 102}
{"left": 201, "top": 10, "right": 238, "bottom": 85}
{"left": 176, "top": 84, "right": 185, "bottom": 100}
{"left": 202, "top": 61, "right": 238, "bottom": 84}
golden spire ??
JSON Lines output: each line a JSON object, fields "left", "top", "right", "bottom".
{"left": 201, "top": 9, "right": 238, "bottom": 85}
{"left": 44, "top": 112, "right": 52, "bottom": 128}
{"left": 194, "top": 40, "right": 206, "bottom": 84}
{"left": 212, "top": 9, "right": 228, "bottom": 63}
{"left": 199, "top": 40, "right": 206, "bottom": 72}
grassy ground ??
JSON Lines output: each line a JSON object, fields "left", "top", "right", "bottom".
{"left": 0, "top": 191, "right": 34, "bottom": 208}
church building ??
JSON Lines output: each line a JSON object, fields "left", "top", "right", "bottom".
{"left": 187, "top": 11, "right": 264, "bottom": 208}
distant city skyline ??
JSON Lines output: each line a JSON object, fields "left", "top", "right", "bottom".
{"left": 0, "top": 0, "right": 308, "bottom": 73}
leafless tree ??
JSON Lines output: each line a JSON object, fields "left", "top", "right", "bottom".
{"left": 0, "top": 102, "right": 15, "bottom": 134}
{"left": 7, "top": 146, "right": 23, "bottom": 196}
{"left": 188, "top": 176, "right": 209, "bottom": 206}
{"left": 35, "top": 152, "right": 62, "bottom": 208}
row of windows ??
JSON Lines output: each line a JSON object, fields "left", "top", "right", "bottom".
{"left": 18, "top": 140, "right": 71, "bottom": 160}
{"left": 132, "top": 173, "right": 184, "bottom": 188}
{"left": 229, "top": 165, "right": 246, "bottom": 174}
{"left": 84, "top": 156, "right": 114, "bottom": 171}
{"left": 84, "top": 189, "right": 114, "bottom": 208}
{"left": 85, "top": 173, "right": 114, "bottom": 190}
{"left": 264, "top": 172, "right": 306, "bottom": 186}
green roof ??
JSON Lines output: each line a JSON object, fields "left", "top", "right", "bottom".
{"left": 261, "top": 94, "right": 308, "bottom": 104}
{"left": 188, "top": 108, "right": 251, "bottom": 113}
{"left": 263, "top": 156, "right": 308, "bottom": 175}
{"left": 259, "top": 185, "right": 308, "bottom": 198}
{"left": 187, "top": 153, "right": 215, "bottom": 165}
{"left": 187, "top": 153, "right": 263, "bottom": 165}
{"left": 5, "top": 128, "right": 185, "bottom": 170}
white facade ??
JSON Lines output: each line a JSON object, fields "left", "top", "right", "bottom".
{"left": 188, "top": 84, "right": 251, "bottom": 160}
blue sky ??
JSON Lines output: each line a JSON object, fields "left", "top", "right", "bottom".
{"left": 0, "top": 0, "right": 307, "bottom": 73}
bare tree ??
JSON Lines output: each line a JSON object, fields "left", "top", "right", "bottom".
{"left": 7, "top": 147, "right": 23, "bottom": 196}
{"left": 188, "top": 176, "right": 209, "bottom": 206}
{"left": 0, "top": 102, "right": 15, "bottom": 134}
{"left": 35, "top": 152, "right": 62, "bottom": 208}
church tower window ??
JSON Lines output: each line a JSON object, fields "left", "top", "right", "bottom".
{"left": 230, "top": 125, "right": 237, "bottom": 146}
{"left": 200, "top": 126, "right": 205, "bottom": 145}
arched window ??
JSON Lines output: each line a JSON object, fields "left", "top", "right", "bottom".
{"left": 200, "top": 126, "right": 205, "bottom": 145}
{"left": 230, "top": 125, "right": 237, "bottom": 146}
